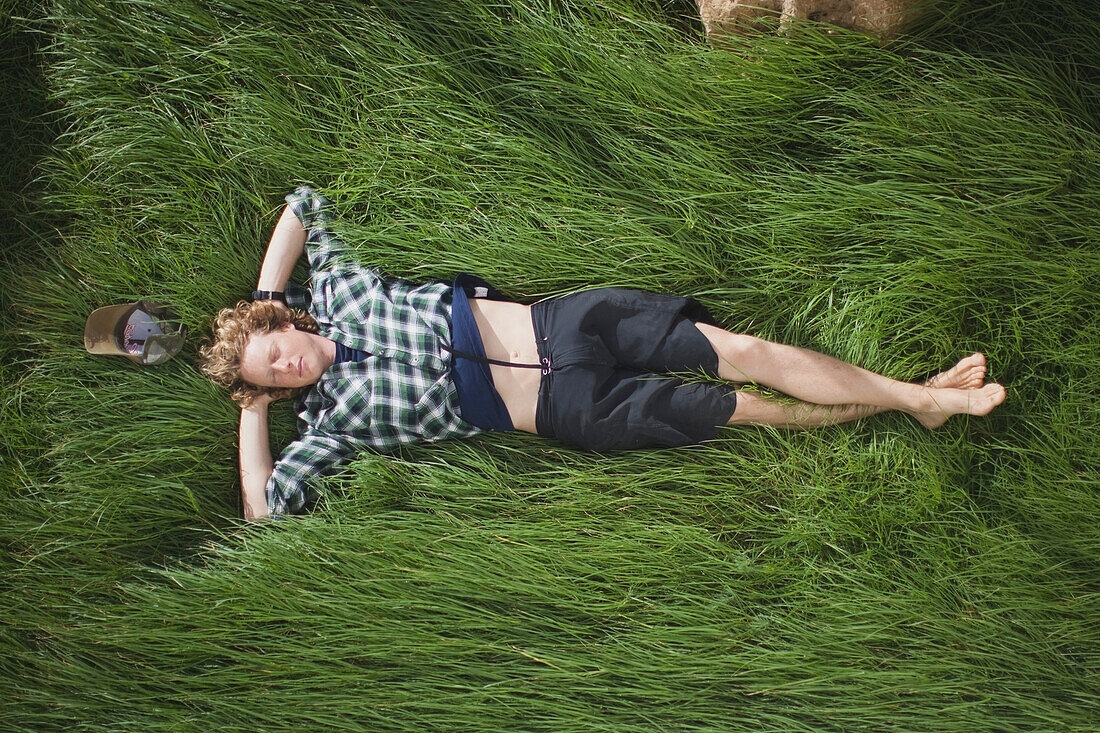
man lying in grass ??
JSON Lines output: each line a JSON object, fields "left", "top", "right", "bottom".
{"left": 200, "top": 187, "right": 1006, "bottom": 520}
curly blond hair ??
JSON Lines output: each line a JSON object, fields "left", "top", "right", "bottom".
{"left": 198, "top": 300, "right": 320, "bottom": 407}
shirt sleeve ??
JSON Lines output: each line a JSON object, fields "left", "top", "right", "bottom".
{"left": 284, "top": 185, "right": 347, "bottom": 272}
{"left": 265, "top": 429, "right": 356, "bottom": 517}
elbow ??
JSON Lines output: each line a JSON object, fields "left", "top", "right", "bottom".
{"left": 240, "top": 466, "right": 273, "bottom": 522}
{"left": 242, "top": 498, "right": 271, "bottom": 522}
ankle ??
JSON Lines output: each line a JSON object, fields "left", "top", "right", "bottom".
{"left": 906, "top": 385, "right": 940, "bottom": 414}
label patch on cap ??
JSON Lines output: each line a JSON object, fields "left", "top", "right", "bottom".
{"left": 123, "top": 309, "right": 165, "bottom": 355}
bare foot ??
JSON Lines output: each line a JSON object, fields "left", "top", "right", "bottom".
{"left": 925, "top": 353, "right": 987, "bottom": 390}
{"left": 911, "top": 382, "right": 1006, "bottom": 429}
{"left": 909, "top": 354, "right": 1003, "bottom": 428}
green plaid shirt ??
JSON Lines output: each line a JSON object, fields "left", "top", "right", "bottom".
{"left": 267, "top": 186, "right": 482, "bottom": 515}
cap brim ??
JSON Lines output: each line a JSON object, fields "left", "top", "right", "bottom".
{"left": 84, "top": 303, "right": 140, "bottom": 358}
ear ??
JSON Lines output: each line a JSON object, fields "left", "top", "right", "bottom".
{"left": 281, "top": 321, "right": 296, "bottom": 332}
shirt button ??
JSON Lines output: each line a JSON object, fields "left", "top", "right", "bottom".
{"left": 412, "top": 356, "right": 420, "bottom": 364}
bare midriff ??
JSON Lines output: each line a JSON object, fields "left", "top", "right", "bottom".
{"left": 467, "top": 298, "right": 542, "bottom": 434}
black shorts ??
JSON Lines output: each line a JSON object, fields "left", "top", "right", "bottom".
{"left": 531, "top": 288, "right": 738, "bottom": 452}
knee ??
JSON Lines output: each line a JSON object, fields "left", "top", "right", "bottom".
{"left": 728, "top": 334, "right": 768, "bottom": 365}
{"left": 698, "top": 324, "right": 766, "bottom": 366}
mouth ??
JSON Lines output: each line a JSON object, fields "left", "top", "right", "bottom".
{"left": 298, "top": 357, "right": 303, "bottom": 378}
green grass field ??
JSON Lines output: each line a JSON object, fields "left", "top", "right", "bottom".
{"left": 3, "top": 1, "right": 1098, "bottom": 730}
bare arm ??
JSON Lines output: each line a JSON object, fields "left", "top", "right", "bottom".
{"left": 256, "top": 204, "right": 308, "bottom": 294}
{"left": 237, "top": 204, "right": 310, "bottom": 520}
{"left": 239, "top": 396, "right": 275, "bottom": 521}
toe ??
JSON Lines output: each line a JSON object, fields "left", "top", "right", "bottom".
{"left": 981, "top": 383, "right": 1006, "bottom": 413}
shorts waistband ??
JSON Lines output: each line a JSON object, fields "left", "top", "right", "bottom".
{"left": 532, "top": 300, "right": 556, "bottom": 438}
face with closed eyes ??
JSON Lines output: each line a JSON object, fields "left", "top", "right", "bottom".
{"left": 239, "top": 323, "right": 334, "bottom": 389}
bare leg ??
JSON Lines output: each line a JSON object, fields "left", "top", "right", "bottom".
{"left": 695, "top": 322, "right": 1006, "bottom": 429}
{"left": 728, "top": 392, "right": 882, "bottom": 429}
{"left": 728, "top": 353, "right": 990, "bottom": 428}
{"left": 728, "top": 352, "right": 994, "bottom": 429}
